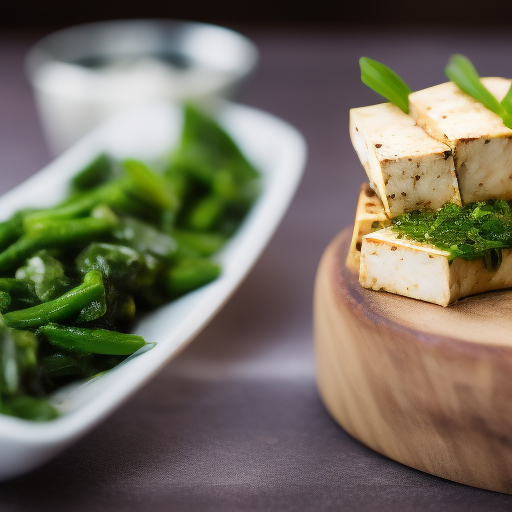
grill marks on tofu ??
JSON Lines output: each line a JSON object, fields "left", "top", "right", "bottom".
{"left": 350, "top": 103, "right": 461, "bottom": 217}
{"left": 409, "top": 78, "right": 512, "bottom": 204}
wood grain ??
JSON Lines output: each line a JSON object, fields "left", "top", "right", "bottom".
{"left": 314, "top": 227, "right": 512, "bottom": 494}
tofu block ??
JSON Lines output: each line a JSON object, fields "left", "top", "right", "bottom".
{"left": 359, "top": 227, "right": 512, "bottom": 307}
{"left": 346, "top": 183, "right": 389, "bottom": 272}
{"left": 349, "top": 102, "right": 461, "bottom": 217}
{"left": 409, "top": 77, "right": 512, "bottom": 204}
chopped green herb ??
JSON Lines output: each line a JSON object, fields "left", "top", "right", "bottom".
{"left": 391, "top": 200, "right": 512, "bottom": 270}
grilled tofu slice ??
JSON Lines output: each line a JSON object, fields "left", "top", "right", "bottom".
{"left": 359, "top": 227, "right": 512, "bottom": 306}
{"left": 346, "top": 183, "right": 389, "bottom": 272}
{"left": 409, "top": 77, "right": 512, "bottom": 204}
{"left": 349, "top": 102, "right": 461, "bottom": 217}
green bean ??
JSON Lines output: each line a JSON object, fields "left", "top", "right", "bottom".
{"left": 187, "top": 196, "right": 224, "bottom": 231}
{"left": 173, "top": 230, "right": 227, "bottom": 258}
{"left": 3, "top": 270, "right": 106, "bottom": 330}
{"left": 71, "top": 153, "right": 115, "bottom": 191}
{"left": 40, "top": 352, "right": 123, "bottom": 383}
{"left": 40, "top": 353, "right": 85, "bottom": 378}
{"left": 0, "top": 216, "right": 118, "bottom": 271}
{"left": 166, "top": 258, "right": 221, "bottom": 296}
{"left": 97, "top": 285, "right": 136, "bottom": 331}
{"left": 0, "top": 237, "right": 43, "bottom": 273}
{"left": 123, "top": 159, "right": 178, "bottom": 212}
{"left": 169, "top": 147, "right": 214, "bottom": 187}
{"left": 0, "top": 213, "right": 24, "bottom": 252}
{"left": 211, "top": 170, "right": 240, "bottom": 203}
{"left": 170, "top": 103, "right": 259, "bottom": 186}
{"left": 0, "top": 395, "right": 58, "bottom": 421}
{"left": 38, "top": 323, "right": 146, "bottom": 355}
{"left": 212, "top": 169, "right": 260, "bottom": 209}
{"left": 0, "top": 277, "right": 35, "bottom": 297}
{"left": 0, "top": 325, "right": 37, "bottom": 395}
{"left": 164, "top": 171, "right": 189, "bottom": 210}
{"left": 22, "top": 179, "right": 130, "bottom": 229}
{"left": 0, "top": 291, "right": 11, "bottom": 313}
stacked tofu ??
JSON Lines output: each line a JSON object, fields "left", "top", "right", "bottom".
{"left": 349, "top": 102, "right": 461, "bottom": 217}
{"left": 349, "top": 78, "right": 512, "bottom": 306}
{"left": 410, "top": 78, "right": 512, "bottom": 204}
{"left": 346, "top": 183, "right": 389, "bottom": 273}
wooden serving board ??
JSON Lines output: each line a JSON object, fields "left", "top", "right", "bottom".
{"left": 314, "top": 227, "right": 512, "bottom": 494}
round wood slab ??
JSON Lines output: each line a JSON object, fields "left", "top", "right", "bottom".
{"left": 314, "top": 227, "right": 512, "bottom": 494}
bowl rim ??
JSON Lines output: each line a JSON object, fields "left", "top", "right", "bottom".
{"left": 25, "top": 18, "right": 259, "bottom": 82}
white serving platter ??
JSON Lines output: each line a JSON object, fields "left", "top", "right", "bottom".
{"left": 0, "top": 101, "right": 306, "bottom": 480}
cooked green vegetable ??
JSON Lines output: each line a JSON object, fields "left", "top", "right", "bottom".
{"left": 445, "top": 54, "right": 512, "bottom": 129}
{"left": 16, "top": 250, "right": 70, "bottom": 302}
{"left": 22, "top": 179, "right": 130, "bottom": 229}
{"left": 71, "top": 153, "right": 116, "bottom": 191}
{"left": 186, "top": 195, "right": 224, "bottom": 231}
{"left": 0, "top": 321, "right": 57, "bottom": 421}
{"left": 0, "top": 395, "right": 58, "bottom": 421}
{"left": 0, "top": 292, "right": 11, "bottom": 313}
{"left": 113, "top": 217, "right": 176, "bottom": 260}
{"left": 359, "top": 57, "right": 412, "bottom": 114}
{"left": 169, "top": 103, "right": 260, "bottom": 209}
{"left": 166, "top": 259, "right": 221, "bottom": 296}
{"left": 3, "top": 270, "right": 106, "bottom": 330}
{"left": 76, "top": 242, "right": 157, "bottom": 291}
{"left": 40, "top": 352, "right": 86, "bottom": 379}
{"left": 0, "top": 323, "right": 37, "bottom": 395}
{"left": 0, "top": 215, "right": 119, "bottom": 271}
{"left": 123, "top": 159, "right": 179, "bottom": 212}
{"left": 391, "top": 200, "right": 512, "bottom": 269}
{"left": 0, "top": 278, "right": 38, "bottom": 310}
{"left": 38, "top": 324, "right": 146, "bottom": 356}
{"left": 0, "top": 103, "right": 260, "bottom": 421}
{"left": 173, "top": 230, "right": 227, "bottom": 258}
{"left": 0, "top": 213, "right": 24, "bottom": 252}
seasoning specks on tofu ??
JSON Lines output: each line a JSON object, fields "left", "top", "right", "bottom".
{"left": 350, "top": 102, "right": 461, "bottom": 217}
{"left": 409, "top": 78, "right": 512, "bottom": 203}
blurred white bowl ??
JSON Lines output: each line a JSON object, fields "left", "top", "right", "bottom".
{"left": 26, "top": 19, "right": 259, "bottom": 155}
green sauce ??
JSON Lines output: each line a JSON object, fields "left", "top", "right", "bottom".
{"left": 391, "top": 200, "right": 512, "bottom": 270}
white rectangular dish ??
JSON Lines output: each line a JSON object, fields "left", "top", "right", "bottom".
{"left": 0, "top": 101, "right": 306, "bottom": 480}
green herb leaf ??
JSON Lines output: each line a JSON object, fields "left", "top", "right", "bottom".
{"left": 445, "top": 54, "right": 512, "bottom": 129}
{"left": 359, "top": 57, "right": 412, "bottom": 114}
{"left": 501, "top": 84, "right": 512, "bottom": 121}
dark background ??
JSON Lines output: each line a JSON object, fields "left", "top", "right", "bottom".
{"left": 4, "top": 0, "right": 512, "bottom": 28}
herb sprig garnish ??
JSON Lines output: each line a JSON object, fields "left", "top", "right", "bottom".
{"left": 359, "top": 57, "right": 411, "bottom": 114}
{"left": 502, "top": 85, "right": 512, "bottom": 116}
{"left": 391, "top": 200, "right": 512, "bottom": 270}
{"left": 445, "top": 54, "right": 512, "bottom": 129}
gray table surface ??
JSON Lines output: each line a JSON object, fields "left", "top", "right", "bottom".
{"left": 1, "top": 24, "right": 512, "bottom": 511}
